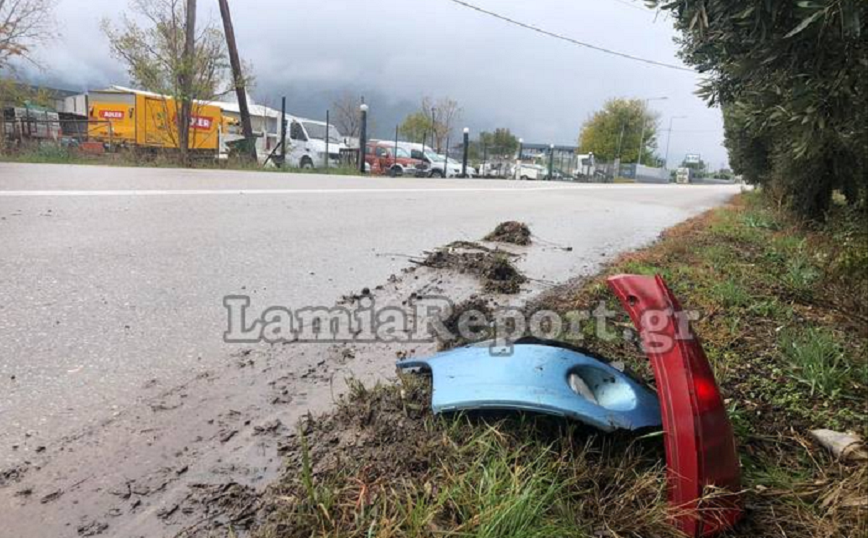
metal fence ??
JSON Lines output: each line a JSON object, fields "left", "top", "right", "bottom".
{"left": 1, "top": 111, "right": 118, "bottom": 154}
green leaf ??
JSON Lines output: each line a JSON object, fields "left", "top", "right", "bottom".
{"left": 784, "top": 10, "right": 825, "bottom": 38}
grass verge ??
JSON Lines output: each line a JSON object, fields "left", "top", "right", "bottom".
{"left": 0, "top": 144, "right": 362, "bottom": 176}
{"left": 248, "top": 192, "right": 866, "bottom": 538}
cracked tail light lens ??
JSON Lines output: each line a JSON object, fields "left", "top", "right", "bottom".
{"left": 608, "top": 274, "right": 743, "bottom": 537}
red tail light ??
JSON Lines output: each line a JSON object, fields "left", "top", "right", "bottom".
{"left": 608, "top": 274, "right": 743, "bottom": 537}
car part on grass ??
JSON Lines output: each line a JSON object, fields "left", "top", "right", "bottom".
{"left": 397, "top": 343, "right": 662, "bottom": 432}
{"left": 608, "top": 274, "right": 743, "bottom": 537}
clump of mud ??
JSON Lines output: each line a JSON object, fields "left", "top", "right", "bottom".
{"left": 418, "top": 241, "right": 527, "bottom": 294}
{"left": 484, "top": 221, "right": 532, "bottom": 245}
{"left": 438, "top": 295, "right": 494, "bottom": 349}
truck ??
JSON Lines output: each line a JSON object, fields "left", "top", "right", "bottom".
{"left": 676, "top": 167, "right": 693, "bottom": 184}
{"left": 576, "top": 153, "right": 596, "bottom": 178}
{"left": 516, "top": 162, "right": 547, "bottom": 180}
{"left": 86, "top": 87, "right": 223, "bottom": 152}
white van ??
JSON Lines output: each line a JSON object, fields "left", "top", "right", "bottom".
{"left": 286, "top": 116, "right": 347, "bottom": 169}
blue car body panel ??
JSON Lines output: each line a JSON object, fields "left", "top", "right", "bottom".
{"left": 397, "top": 344, "right": 662, "bottom": 432}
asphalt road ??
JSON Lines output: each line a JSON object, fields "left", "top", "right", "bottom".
{"left": 0, "top": 163, "right": 740, "bottom": 464}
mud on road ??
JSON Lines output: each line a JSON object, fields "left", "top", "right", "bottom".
{"left": 0, "top": 222, "right": 580, "bottom": 537}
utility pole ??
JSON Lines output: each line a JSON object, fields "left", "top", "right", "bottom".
{"left": 664, "top": 115, "right": 686, "bottom": 169}
{"left": 178, "top": 0, "right": 196, "bottom": 160}
{"left": 218, "top": 0, "right": 256, "bottom": 161}
{"left": 636, "top": 96, "right": 668, "bottom": 167}
{"left": 616, "top": 122, "right": 626, "bottom": 160}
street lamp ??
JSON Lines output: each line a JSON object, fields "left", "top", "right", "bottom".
{"left": 515, "top": 138, "right": 524, "bottom": 180}
{"left": 548, "top": 144, "right": 555, "bottom": 181}
{"left": 664, "top": 115, "right": 687, "bottom": 170}
{"left": 637, "top": 96, "right": 668, "bottom": 167}
{"left": 431, "top": 107, "right": 437, "bottom": 152}
{"left": 359, "top": 103, "right": 369, "bottom": 174}
{"left": 462, "top": 127, "right": 470, "bottom": 178}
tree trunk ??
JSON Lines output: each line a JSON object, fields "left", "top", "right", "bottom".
{"left": 178, "top": 0, "right": 197, "bottom": 162}
{"left": 218, "top": 0, "right": 257, "bottom": 162}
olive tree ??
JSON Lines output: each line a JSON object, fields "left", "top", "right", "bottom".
{"left": 651, "top": 0, "right": 867, "bottom": 218}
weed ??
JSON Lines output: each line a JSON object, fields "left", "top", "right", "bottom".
{"left": 780, "top": 328, "right": 852, "bottom": 399}
{"left": 711, "top": 278, "right": 751, "bottom": 308}
{"left": 743, "top": 211, "right": 781, "bottom": 231}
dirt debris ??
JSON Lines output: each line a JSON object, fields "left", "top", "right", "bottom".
{"left": 484, "top": 221, "right": 532, "bottom": 245}
{"left": 0, "top": 464, "right": 28, "bottom": 488}
{"left": 76, "top": 519, "right": 108, "bottom": 536}
{"left": 176, "top": 482, "right": 260, "bottom": 536}
{"left": 437, "top": 295, "right": 494, "bottom": 350}
{"left": 40, "top": 489, "right": 63, "bottom": 504}
{"left": 418, "top": 241, "right": 527, "bottom": 294}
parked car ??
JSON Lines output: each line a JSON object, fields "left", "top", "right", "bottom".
{"left": 394, "top": 142, "right": 461, "bottom": 178}
{"left": 365, "top": 142, "right": 428, "bottom": 177}
{"left": 287, "top": 117, "right": 346, "bottom": 169}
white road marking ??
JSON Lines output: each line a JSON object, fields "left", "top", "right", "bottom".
{"left": 0, "top": 185, "right": 611, "bottom": 197}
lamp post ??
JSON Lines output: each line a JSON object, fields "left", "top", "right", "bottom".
{"left": 548, "top": 144, "right": 555, "bottom": 181}
{"left": 664, "top": 115, "right": 687, "bottom": 170}
{"left": 359, "top": 103, "right": 368, "bottom": 174}
{"left": 325, "top": 109, "right": 330, "bottom": 170}
{"left": 637, "top": 96, "right": 668, "bottom": 166}
{"left": 444, "top": 136, "right": 450, "bottom": 178}
{"left": 431, "top": 106, "right": 437, "bottom": 152}
{"left": 462, "top": 127, "right": 470, "bottom": 178}
{"left": 516, "top": 138, "right": 523, "bottom": 180}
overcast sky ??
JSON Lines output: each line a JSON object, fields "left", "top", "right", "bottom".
{"left": 20, "top": 0, "right": 728, "bottom": 168}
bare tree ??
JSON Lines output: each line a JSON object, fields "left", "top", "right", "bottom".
{"left": 421, "top": 96, "right": 461, "bottom": 153}
{"left": 103, "top": 0, "right": 237, "bottom": 154}
{"left": 0, "top": 0, "right": 56, "bottom": 69}
{"left": 331, "top": 91, "right": 361, "bottom": 138}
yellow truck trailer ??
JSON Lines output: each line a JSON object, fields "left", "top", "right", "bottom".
{"left": 87, "top": 88, "right": 222, "bottom": 152}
